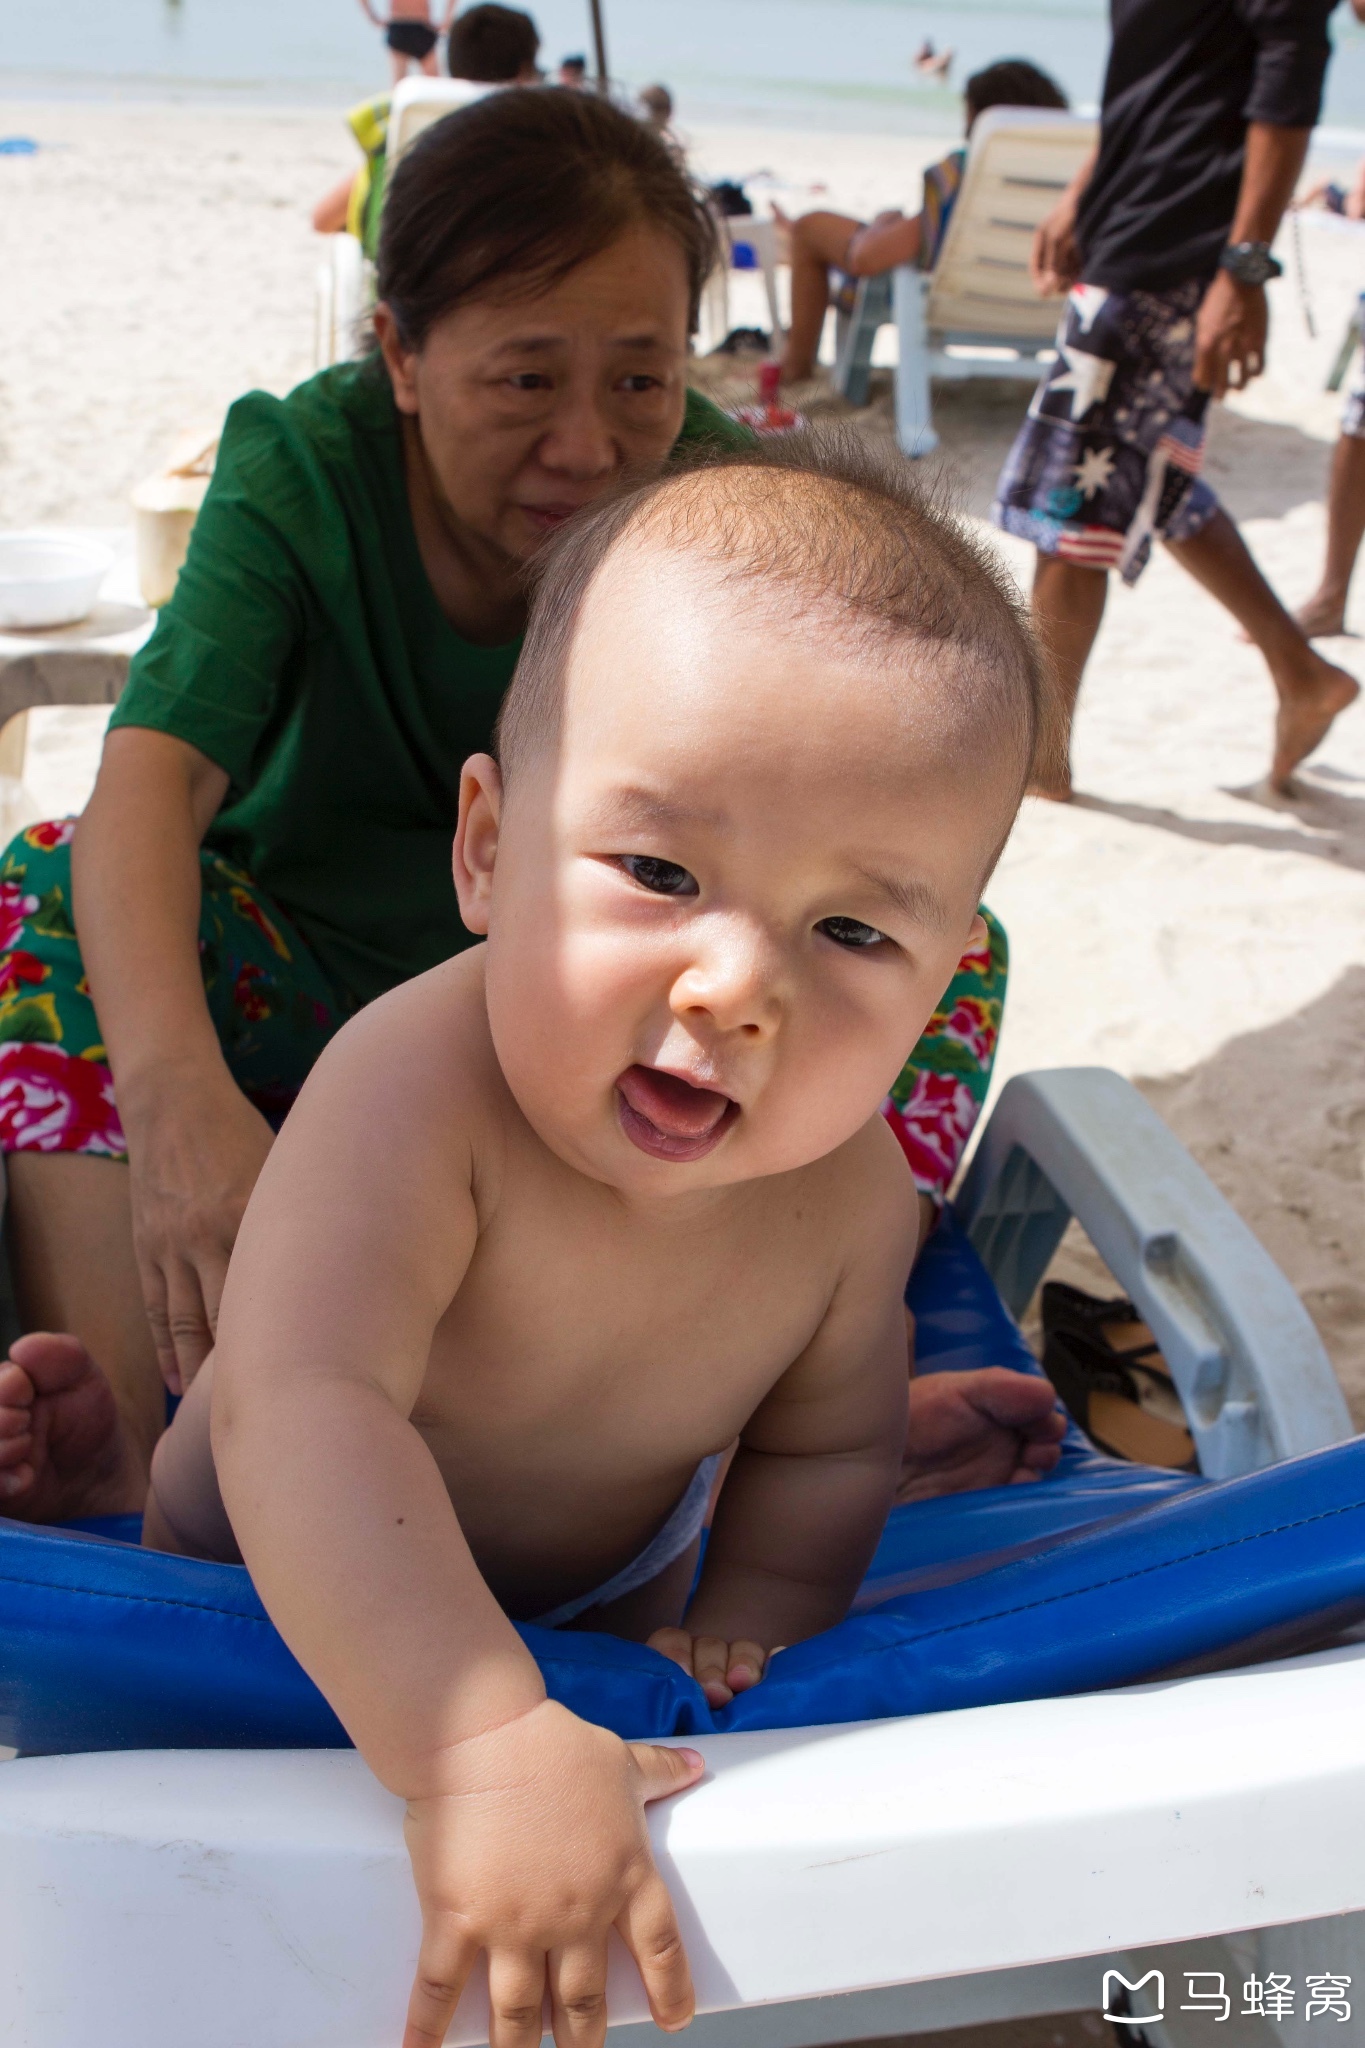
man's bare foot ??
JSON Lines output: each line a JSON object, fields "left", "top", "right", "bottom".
{"left": 0, "top": 1332, "right": 147, "bottom": 1522}
{"left": 1270, "top": 653, "right": 1360, "bottom": 793}
{"left": 1294, "top": 590, "right": 1349, "bottom": 640}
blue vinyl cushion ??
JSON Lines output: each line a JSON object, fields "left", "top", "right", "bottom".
{"left": 1, "top": 1211, "right": 1361, "bottom": 1754}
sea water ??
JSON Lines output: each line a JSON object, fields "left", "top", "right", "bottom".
{"left": 2, "top": 0, "right": 1365, "bottom": 141}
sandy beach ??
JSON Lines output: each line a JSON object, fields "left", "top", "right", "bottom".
{"left": 5, "top": 93, "right": 1365, "bottom": 1444}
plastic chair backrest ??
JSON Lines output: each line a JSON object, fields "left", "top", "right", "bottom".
{"left": 927, "top": 106, "right": 1097, "bottom": 340}
{"left": 388, "top": 76, "right": 493, "bottom": 166}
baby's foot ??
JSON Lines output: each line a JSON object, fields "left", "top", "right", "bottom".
{"left": 0, "top": 1332, "right": 146, "bottom": 1522}
{"left": 1271, "top": 654, "right": 1360, "bottom": 793}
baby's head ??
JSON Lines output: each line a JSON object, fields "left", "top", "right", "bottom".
{"left": 454, "top": 434, "right": 1039, "bottom": 1195}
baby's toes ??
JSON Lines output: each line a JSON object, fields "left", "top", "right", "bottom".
{"left": 725, "top": 1642, "right": 767, "bottom": 1694}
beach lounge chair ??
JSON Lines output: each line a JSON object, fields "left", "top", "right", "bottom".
{"left": 4, "top": 1067, "right": 1365, "bottom": 2044}
{"left": 832, "top": 106, "right": 1097, "bottom": 456}
{"left": 314, "top": 77, "right": 492, "bottom": 371}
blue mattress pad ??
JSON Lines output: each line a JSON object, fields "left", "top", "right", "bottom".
{"left": 1, "top": 1212, "right": 1362, "bottom": 1754}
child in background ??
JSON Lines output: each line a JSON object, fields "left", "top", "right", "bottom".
{"left": 778, "top": 59, "right": 1068, "bottom": 384}
{"left": 0, "top": 436, "right": 1062, "bottom": 2048}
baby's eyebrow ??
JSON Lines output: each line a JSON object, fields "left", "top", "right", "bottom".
{"left": 591, "top": 787, "right": 725, "bottom": 832}
{"left": 853, "top": 866, "right": 951, "bottom": 933}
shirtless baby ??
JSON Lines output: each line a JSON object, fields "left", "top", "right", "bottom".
{"left": 6, "top": 438, "right": 1048, "bottom": 2048}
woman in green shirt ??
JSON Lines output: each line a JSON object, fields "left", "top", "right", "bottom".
{"left": 0, "top": 87, "right": 1043, "bottom": 1522}
{"left": 0, "top": 89, "right": 749, "bottom": 1495}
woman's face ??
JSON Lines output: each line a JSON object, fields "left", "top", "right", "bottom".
{"left": 377, "top": 224, "right": 692, "bottom": 565}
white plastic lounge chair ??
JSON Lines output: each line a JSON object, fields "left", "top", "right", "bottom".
{"left": 832, "top": 107, "right": 1097, "bottom": 456}
{"left": 314, "top": 79, "right": 492, "bottom": 371}
{"left": 4, "top": 1068, "right": 1363, "bottom": 2046}
{"left": 698, "top": 216, "right": 785, "bottom": 357}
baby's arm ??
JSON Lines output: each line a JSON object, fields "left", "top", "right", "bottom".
{"left": 654, "top": 1126, "right": 915, "bottom": 1706}
{"left": 209, "top": 980, "right": 700, "bottom": 2048}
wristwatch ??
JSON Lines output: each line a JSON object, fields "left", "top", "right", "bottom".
{"left": 1219, "top": 240, "right": 1283, "bottom": 287}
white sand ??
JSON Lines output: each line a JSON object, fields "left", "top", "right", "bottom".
{"left": 6, "top": 100, "right": 1365, "bottom": 1415}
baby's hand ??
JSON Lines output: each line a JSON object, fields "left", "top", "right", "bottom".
{"left": 648, "top": 1628, "right": 770, "bottom": 1708}
{"left": 402, "top": 1700, "right": 702, "bottom": 2048}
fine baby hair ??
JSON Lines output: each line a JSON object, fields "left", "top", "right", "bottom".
{"left": 498, "top": 428, "right": 1043, "bottom": 820}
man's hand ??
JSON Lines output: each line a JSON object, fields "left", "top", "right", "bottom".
{"left": 1193, "top": 271, "right": 1268, "bottom": 397}
{"left": 1031, "top": 195, "right": 1082, "bottom": 296}
{"left": 648, "top": 1628, "right": 769, "bottom": 1708}
{"left": 897, "top": 1368, "right": 1066, "bottom": 1503}
{"left": 402, "top": 1701, "right": 703, "bottom": 2048}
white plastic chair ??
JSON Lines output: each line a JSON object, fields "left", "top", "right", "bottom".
{"left": 833, "top": 106, "right": 1097, "bottom": 455}
{"left": 698, "top": 215, "right": 785, "bottom": 355}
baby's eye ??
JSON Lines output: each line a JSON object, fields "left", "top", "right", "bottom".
{"left": 620, "top": 855, "right": 699, "bottom": 897}
{"left": 818, "top": 915, "right": 887, "bottom": 949}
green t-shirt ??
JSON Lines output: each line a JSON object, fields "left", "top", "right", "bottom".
{"left": 112, "top": 361, "right": 752, "bottom": 1009}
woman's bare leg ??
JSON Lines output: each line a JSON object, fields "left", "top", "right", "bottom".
{"left": 5, "top": 1153, "right": 162, "bottom": 1479}
{"left": 779, "top": 211, "right": 862, "bottom": 382}
{"left": 1297, "top": 432, "right": 1365, "bottom": 638}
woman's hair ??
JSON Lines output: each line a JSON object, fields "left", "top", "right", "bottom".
{"left": 377, "top": 88, "right": 720, "bottom": 347}
{"left": 446, "top": 4, "right": 539, "bottom": 83}
{"left": 963, "top": 60, "right": 1069, "bottom": 122}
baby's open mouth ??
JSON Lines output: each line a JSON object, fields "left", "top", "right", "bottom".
{"left": 616, "top": 1065, "right": 738, "bottom": 1162}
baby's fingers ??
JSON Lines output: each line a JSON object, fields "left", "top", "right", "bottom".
{"left": 617, "top": 1869, "right": 694, "bottom": 2034}
{"left": 691, "top": 1635, "right": 737, "bottom": 1705}
{"left": 549, "top": 1939, "right": 610, "bottom": 2048}
{"left": 402, "top": 1916, "right": 479, "bottom": 2048}
{"left": 488, "top": 1946, "right": 550, "bottom": 2048}
{"left": 723, "top": 1641, "right": 767, "bottom": 1695}
{"left": 647, "top": 1626, "right": 696, "bottom": 1676}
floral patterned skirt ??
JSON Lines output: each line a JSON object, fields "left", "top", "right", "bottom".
{"left": 0, "top": 823, "right": 1006, "bottom": 1201}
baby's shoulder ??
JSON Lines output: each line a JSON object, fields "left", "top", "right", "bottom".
{"left": 303, "top": 948, "right": 508, "bottom": 1160}
{"left": 796, "top": 1112, "right": 920, "bottom": 1267}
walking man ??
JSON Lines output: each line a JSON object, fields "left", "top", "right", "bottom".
{"left": 993, "top": 0, "right": 1356, "bottom": 799}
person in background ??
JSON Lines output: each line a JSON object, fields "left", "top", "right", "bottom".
{"left": 313, "top": 4, "right": 541, "bottom": 242}
{"left": 355, "top": 0, "right": 455, "bottom": 84}
{"left": 1292, "top": 0, "right": 1365, "bottom": 641}
{"left": 638, "top": 84, "right": 683, "bottom": 163}
{"left": 777, "top": 60, "right": 1067, "bottom": 385}
{"left": 994, "top": 0, "right": 1356, "bottom": 801}
{"left": 558, "top": 53, "right": 588, "bottom": 88}
{"left": 446, "top": 2, "right": 540, "bottom": 83}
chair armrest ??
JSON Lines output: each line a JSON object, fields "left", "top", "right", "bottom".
{"left": 954, "top": 1068, "right": 1352, "bottom": 1476}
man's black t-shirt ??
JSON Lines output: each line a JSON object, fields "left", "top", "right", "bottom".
{"left": 1076, "top": 0, "right": 1332, "bottom": 295}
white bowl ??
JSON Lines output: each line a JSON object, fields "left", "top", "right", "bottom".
{"left": 0, "top": 534, "right": 116, "bottom": 631}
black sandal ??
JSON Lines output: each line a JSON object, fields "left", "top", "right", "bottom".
{"left": 1040, "top": 1282, "right": 1197, "bottom": 1471}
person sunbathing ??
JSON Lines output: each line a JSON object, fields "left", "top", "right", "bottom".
{"left": 777, "top": 59, "right": 1067, "bottom": 384}
{"left": 0, "top": 434, "right": 1057, "bottom": 2046}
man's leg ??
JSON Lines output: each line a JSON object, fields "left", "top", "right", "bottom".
{"left": 1030, "top": 553, "right": 1109, "bottom": 800}
{"left": 1166, "top": 507, "right": 1359, "bottom": 790}
{"left": 1297, "top": 431, "right": 1365, "bottom": 638}
{"left": 779, "top": 211, "right": 861, "bottom": 383}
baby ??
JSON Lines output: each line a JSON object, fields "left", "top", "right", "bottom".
{"left": 83, "top": 440, "right": 1044, "bottom": 2046}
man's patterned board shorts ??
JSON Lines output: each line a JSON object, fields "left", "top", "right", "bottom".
{"left": 0, "top": 823, "right": 1009, "bottom": 1205}
{"left": 993, "top": 279, "right": 1220, "bottom": 585}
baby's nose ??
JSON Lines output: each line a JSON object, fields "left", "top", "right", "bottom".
{"left": 671, "top": 932, "right": 783, "bottom": 1037}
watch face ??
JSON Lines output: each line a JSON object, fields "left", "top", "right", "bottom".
{"left": 1223, "top": 243, "right": 1281, "bottom": 285}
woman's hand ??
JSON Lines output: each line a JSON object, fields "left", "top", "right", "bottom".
{"left": 402, "top": 1701, "right": 703, "bottom": 2048}
{"left": 121, "top": 1059, "right": 275, "bottom": 1394}
{"left": 647, "top": 1628, "right": 769, "bottom": 1708}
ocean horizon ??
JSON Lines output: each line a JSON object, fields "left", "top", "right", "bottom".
{"left": 3, "top": 0, "right": 1365, "bottom": 142}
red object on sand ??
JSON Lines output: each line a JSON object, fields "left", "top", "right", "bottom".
{"left": 730, "top": 360, "right": 806, "bottom": 436}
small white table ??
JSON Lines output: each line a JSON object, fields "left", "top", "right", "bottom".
{"left": 0, "top": 528, "right": 153, "bottom": 732}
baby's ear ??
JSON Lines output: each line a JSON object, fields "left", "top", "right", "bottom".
{"left": 453, "top": 754, "right": 503, "bottom": 934}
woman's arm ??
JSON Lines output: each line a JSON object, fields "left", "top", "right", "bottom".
{"left": 72, "top": 727, "right": 275, "bottom": 1394}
